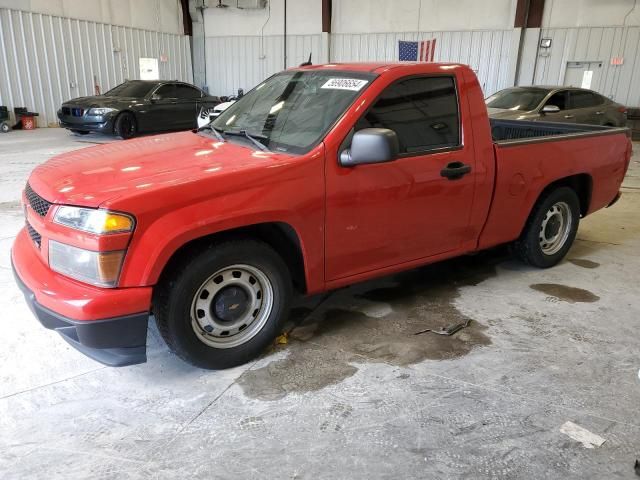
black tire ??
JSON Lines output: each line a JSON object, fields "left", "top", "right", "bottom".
{"left": 114, "top": 112, "right": 137, "bottom": 139}
{"left": 0, "top": 122, "right": 10, "bottom": 133}
{"left": 70, "top": 129, "right": 89, "bottom": 135}
{"left": 153, "top": 239, "right": 292, "bottom": 369}
{"left": 513, "top": 186, "right": 580, "bottom": 268}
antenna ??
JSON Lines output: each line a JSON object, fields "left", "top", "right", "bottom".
{"left": 299, "top": 53, "right": 312, "bottom": 67}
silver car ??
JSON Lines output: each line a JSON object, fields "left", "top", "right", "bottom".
{"left": 486, "top": 86, "right": 627, "bottom": 127}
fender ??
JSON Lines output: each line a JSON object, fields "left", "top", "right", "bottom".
{"left": 115, "top": 164, "right": 326, "bottom": 293}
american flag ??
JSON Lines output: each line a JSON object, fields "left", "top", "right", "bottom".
{"left": 398, "top": 39, "right": 436, "bottom": 62}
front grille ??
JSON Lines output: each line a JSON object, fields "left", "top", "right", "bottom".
{"left": 25, "top": 183, "right": 52, "bottom": 217}
{"left": 62, "top": 107, "right": 70, "bottom": 115}
{"left": 26, "top": 222, "right": 41, "bottom": 249}
{"left": 72, "top": 107, "right": 84, "bottom": 117}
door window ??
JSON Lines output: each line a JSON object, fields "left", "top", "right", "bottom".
{"left": 570, "top": 91, "right": 603, "bottom": 109}
{"left": 176, "top": 84, "right": 203, "bottom": 99}
{"left": 355, "top": 76, "right": 460, "bottom": 153}
{"left": 154, "top": 84, "right": 177, "bottom": 99}
{"left": 544, "top": 91, "right": 568, "bottom": 110}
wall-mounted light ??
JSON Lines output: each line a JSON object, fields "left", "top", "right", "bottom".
{"left": 540, "top": 38, "right": 552, "bottom": 48}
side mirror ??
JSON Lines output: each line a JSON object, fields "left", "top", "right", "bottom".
{"left": 541, "top": 104, "right": 560, "bottom": 113}
{"left": 151, "top": 94, "right": 161, "bottom": 102}
{"left": 340, "top": 128, "right": 399, "bottom": 167}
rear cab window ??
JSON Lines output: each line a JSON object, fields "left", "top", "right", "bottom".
{"left": 355, "top": 75, "right": 460, "bottom": 154}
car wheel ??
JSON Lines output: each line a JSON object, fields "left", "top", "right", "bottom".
{"left": 0, "top": 122, "right": 10, "bottom": 133}
{"left": 114, "top": 112, "right": 137, "bottom": 139}
{"left": 154, "top": 239, "right": 292, "bottom": 369}
{"left": 514, "top": 186, "right": 580, "bottom": 268}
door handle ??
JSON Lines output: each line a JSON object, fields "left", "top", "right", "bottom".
{"left": 564, "top": 115, "right": 574, "bottom": 119}
{"left": 595, "top": 111, "right": 604, "bottom": 115}
{"left": 440, "top": 161, "right": 472, "bottom": 180}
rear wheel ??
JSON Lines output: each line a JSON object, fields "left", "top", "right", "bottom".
{"left": 114, "top": 112, "right": 137, "bottom": 139}
{"left": 154, "top": 239, "right": 292, "bottom": 369}
{"left": 0, "top": 122, "right": 10, "bottom": 133}
{"left": 514, "top": 187, "right": 580, "bottom": 268}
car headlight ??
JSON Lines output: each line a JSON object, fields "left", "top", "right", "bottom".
{"left": 54, "top": 206, "right": 135, "bottom": 235}
{"left": 87, "top": 107, "right": 117, "bottom": 116}
{"left": 49, "top": 240, "right": 125, "bottom": 287}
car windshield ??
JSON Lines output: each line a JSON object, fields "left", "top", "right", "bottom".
{"left": 105, "top": 81, "right": 155, "bottom": 98}
{"left": 485, "top": 88, "right": 549, "bottom": 111}
{"left": 211, "top": 70, "right": 376, "bottom": 154}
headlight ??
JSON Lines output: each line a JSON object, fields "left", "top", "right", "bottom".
{"left": 49, "top": 240, "right": 125, "bottom": 287}
{"left": 87, "top": 107, "right": 116, "bottom": 116}
{"left": 54, "top": 207, "right": 134, "bottom": 235}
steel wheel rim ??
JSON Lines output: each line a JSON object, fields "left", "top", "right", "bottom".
{"left": 539, "top": 201, "right": 572, "bottom": 255}
{"left": 190, "top": 264, "right": 274, "bottom": 349}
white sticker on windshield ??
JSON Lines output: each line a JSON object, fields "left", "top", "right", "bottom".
{"left": 321, "top": 78, "right": 369, "bottom": 91}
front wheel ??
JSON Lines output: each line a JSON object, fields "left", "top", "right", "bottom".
{"left": 114, "top": 112, "right": 137, "bottom": 139}
{"left": 154, "top": 240, "right": 292, "bottom": 369}
{"left": 514, "top": 186, "right": 580, "bottom": 268}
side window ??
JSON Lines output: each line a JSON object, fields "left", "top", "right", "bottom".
{"left": 355, "top": 76, "right": 460, "bottom": 153}
{"left": 176, "top": 84, "right": 203, "bottom": 99}
{"left": 570, "top": 91, "right": 602, "bottom": 109}
{"left": 545, "top": 91, "right": 567, "bottom": 110}
{"left": 155, "top": 84, "right": 176, "bottom": 99}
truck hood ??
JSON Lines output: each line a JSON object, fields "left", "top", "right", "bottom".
{"left": 28, "top": 131, "right": 290, "bottom": 208}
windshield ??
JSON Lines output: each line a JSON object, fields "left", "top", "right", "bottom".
{"left": 211, "top": 70, "right": 376, "bottom": 154}
{"left": 485, "top": 88, "right": 549, "bottom": 111}
{"left": 105, "top": 81, "right": 155, "bottom": 98}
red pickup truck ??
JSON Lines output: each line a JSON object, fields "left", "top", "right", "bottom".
{"left": 12, "top": 63, "right": 631, "bottom": 369}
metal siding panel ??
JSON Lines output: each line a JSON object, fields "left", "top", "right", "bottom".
{"left": 0, "top": 10, "right": 15, "bottom": 107}
{"left": 617, "top": 27, "right": 640, "bottom": 106}
{"left": 0, "top": 7, "right": 192, "bottom": 126}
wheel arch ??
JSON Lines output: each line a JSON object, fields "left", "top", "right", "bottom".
{"left": 533, "top": 173, "right": 593, "bottom": 218}
{"left": 155, "top": 222, "right": 309, "bottom": 295}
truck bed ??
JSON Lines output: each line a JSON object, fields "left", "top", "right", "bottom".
{"left": 478, "top": 119, "right": 631, "bottom": 251}
{"left": 491, "top": 118, "right": 627, "bottom": 144}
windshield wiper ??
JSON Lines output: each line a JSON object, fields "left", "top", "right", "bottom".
{"left": 198, "top": 125, "right": 225, "bottom": 142}
{"left": 225, "top": 129, "right": 270, "bottom": 152}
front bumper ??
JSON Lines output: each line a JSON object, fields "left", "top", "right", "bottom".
{"left": 11, "top": 228, "right": 152, "bottom": 367}
{"left": 58, "top": 113, "right": 115, "bottom": 133}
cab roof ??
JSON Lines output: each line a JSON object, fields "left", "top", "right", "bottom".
{"left": 292, "top": 62, "right": 468, "bottom": 75}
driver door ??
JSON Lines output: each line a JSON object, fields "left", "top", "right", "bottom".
{"left": 325, "top": 75, "right": 477, "bottom": 280}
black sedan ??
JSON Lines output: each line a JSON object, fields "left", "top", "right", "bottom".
{"left": 57, "top": 80, "right": 221, "bottom": 139}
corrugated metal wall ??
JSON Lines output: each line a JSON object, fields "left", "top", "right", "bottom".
{"left": 205, "top": 29, "right": 517, "bottom": 98}
{"left": 205, "top": 34, "right": 321, "bottom": 96}
{"left": 330, "top": 30, "right": 518, "bottom": 96}
{"left": 0, "top": 7, "right": 193, "bottom": 127}
{"left": 534, "top": 26, "right": 640, "bottom": 107}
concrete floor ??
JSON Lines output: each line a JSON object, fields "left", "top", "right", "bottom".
{"left": 1, "top": 128, "right": 640, "bottom": 479}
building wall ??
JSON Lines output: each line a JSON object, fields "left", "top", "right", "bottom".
{"left": 526, "top": 1, "right": 640, "bottom": 106}
{"left": 0, "top": 0, "right": 185, "bottom": 34}
{"left": 542, "top": 0, "right": 640, "bottom": 28}
{"left": 0, "top": 3, "right": 192, "bottom": 127}
{"left": 331, "top": 30, "right": 519, "bottom": 96}
{"left": 332, "top": 0, "right": 518, "bottom": 32}
{"left": 202, "top": 0, "right": 321, "bottom": 95}
{"left": 203, "top": 0, "right": 519, "bottom": 97}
